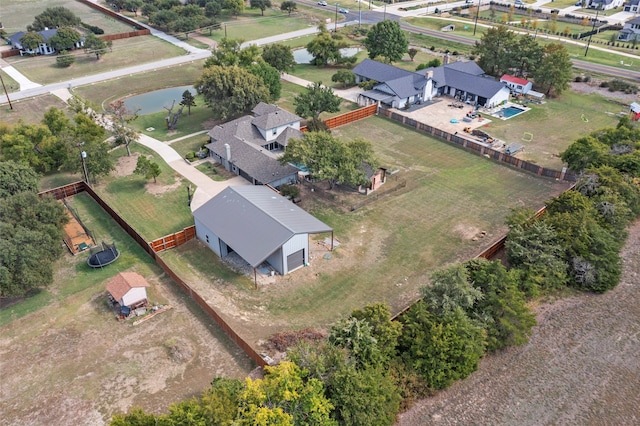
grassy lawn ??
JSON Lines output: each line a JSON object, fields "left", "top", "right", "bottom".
{"left": 481, "top": 91, "right": 622, "bottom": 169}
{"left": 132, "top": 95, "right": 214, "bottom": 142}
{"left": 72, "top": 60, "right": 205, "bottom": 110}
{"left": 1, "top": 0, "right": 133, "bottom": 34}
{"left": 210, "top": 13, "right": 312, "bottom": 42}
{"left": 0, "top": 70, "right": 20, "bottom": 93}
{"left": 95, "top": 144, "right": 195, "bottom": 240}
{"left": 171, "top": 134, "right": 210, "bottom": 159}
{"left": 6, "top": 36, "right": 187, "bottom": 85}
{"left": 195, "top": 162, "right": 234, "bottom": 181}
{"left": 0, "top": 94, "right": 70, "bottom": 126}
{"left": 0, "top": 190, "right": 159, "bottom": 325}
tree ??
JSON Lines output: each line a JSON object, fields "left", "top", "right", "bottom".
{"left": 205, "top": 1, "right": 222, "bottom": 18}
{"left": 83, "top": 33, "right": 109, "bottom": 60}
{"left": 473, "top": 25, "right": 518, "bottom": 77}
{"left": 261, "top": 43, "right": 295, "bottom": 73}
{"left": 398, "top": 302, "right": 486, "bottom": 389}
{"left": 65, "top": 113, "right": 115, "bottom": 182}
{"left": 306, "top": 27, "right": 346, "bottom": 66}
{"left": 247, "top": 61, "right": 281, "bottom": 101}
{"left": 464, "top": 259, "right": 536, "bottom": 351}
{"left": 56, "top": 50, "right": 76, "bottom": 67}
{"left": 329, "top": 317, "right": 382, "bottom": 368}
{"left": 163, "top": 100, "right": 185, "bottom": 130}
{"left": 293, "top": 82, "right": 341, "bottom": 122}
{"left": 179, "top": 90, "right": 196, "bottom": 115}
{"left": 328, "top": 365, "right": 401, "bottom": 426}
{"left": 204, "top": 38, "right": 261, "bottom": 68}
{"left": 236, "top": 362, "right": 335, "bottom": 426}
{"left": 134, "top": 155, "right": 162, "bottom": 183}
{"left": 223, "top": 0, "right": 244, "bottom": 16}
{"left": 0, "top": 122, "right": 58, "bottom": 172}
{"left": 533, "top": 42, "right": 572, "bottom": 96}
{"left": 408, "top": 47, "right": 419, "bottom": 61}
{"left": 124, "top": 0, "right": 143, "bottom": 15}
{"left": 195, "top": 65, "right": 270, "bottom": 120}
{"left": 421, "top": 264, "right": 483, "bottom": 317}
{"left": 0, "top": 161, "right": 40, "bottom": 198}
{"left": 0, "top": 192, "right": 68, "bottom": 297}
{"left": 250, "top": 0, "right": 271, "bottom": 15}
{"left": 363, "top": 20, "right": 408, "bottom": 63}
{"left": 331, "top": 70, "right": 356, "bottom": 88}
{"left": 513, "top": 35, "right": 544, "bottom": 77}
{"left": 19, "top": 31, "right": 45, "bottom": 51}
{"left": 29, "top": 7, "right": 81, "bottom": 31}
{"left": 280, "top": 0, "right": 297, "bottom": 15}
{"left": 280, "top": 132, "right": 377, "bottom": 189}
{"left": 48, "top": 27, "right": 81, "bottom": 52}
{"left": 106, "top": 100, "right": 140, "bottom": 156}
{"left": 350, "top": 303, "right": 402, "bottom": 364}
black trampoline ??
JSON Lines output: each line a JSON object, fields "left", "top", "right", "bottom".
{"left": 87, "top": 242, "right": 120, "bottom": 268}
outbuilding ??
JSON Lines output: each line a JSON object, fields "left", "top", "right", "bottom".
{"left": 193, "top": 186, "right": 333, "bottom": 277}
{"left": 500, "top": 75, "right": 533, "bottom": 95}
{"left": 106, "top": 272, "right": 151, "bottom": 310}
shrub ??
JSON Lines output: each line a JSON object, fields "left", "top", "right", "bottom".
{"left": 279, "top": 184, "right": 300, "bottom": 199}
{"left": 81, "top": 22, "right": 104, "bottom": 34}
{"left": 185, "top": 151, "right": 196, "bottom": 160}
{"left": 56, "top": 50, "right": 75, "bottom": 67}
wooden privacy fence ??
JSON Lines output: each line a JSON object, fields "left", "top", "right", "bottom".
{"left": 150, "top": 226, "right": 197, "bottom": 253}
{"left": 379, "top": 107, "right": 577, "bottom": 182}
{"left": 77, "top": 0, "right": 147, "bottom": 29}
{"left": 101, "top": 29, "right": 151, "bottom": 41}
{"left": 324, "top": 104, "right": 378, "bottom": 129}
{"left": 38, "top": 181, "right": 267, "bottom": 368}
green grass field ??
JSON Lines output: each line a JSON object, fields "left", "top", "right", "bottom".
{"left": 6, "top": 36, "right": 187, "bottom": 85}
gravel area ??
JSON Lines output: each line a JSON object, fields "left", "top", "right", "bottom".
{"left": 397, "top": 220, "right": 640, "bottom": 426}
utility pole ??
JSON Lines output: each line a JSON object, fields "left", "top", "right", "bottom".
{"left": 384, "top": 2, "right": 387, "bottom": 20}
{"left": 81, "top": 151, "right": 90, "bottom": 186}
{"left": 335, "top": 3, "right": 339, "bottom": 32}
{"left": 473, "top": 0, "right": 481, "bottom": 36}
{"left": 359, "top": 0, "right": 362, "bottom": 29}
{"left": 0, "top": 73, "right": 13, "bottom": 110}
{"left": 584, "top": 7, "right": 600, "bottom": 57}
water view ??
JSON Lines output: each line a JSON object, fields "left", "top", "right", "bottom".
{"left": 293, "top": 47, "right": 362, "bottom": 64}
{"left": 123, "top": 86, "right": 196, "bottom": 115}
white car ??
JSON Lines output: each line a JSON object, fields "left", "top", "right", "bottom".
{"left": 339, "top": 8, "right": 349, "bottom": 13}
{"left": 318, "top": 1, "right": 327, "bottom": 5}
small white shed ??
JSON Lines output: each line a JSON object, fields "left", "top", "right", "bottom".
{"left": 500, "top": 75, "right": 533, "bottom": 95}
{"left": 106, "top": 272, "right": 150, "bottom": 309}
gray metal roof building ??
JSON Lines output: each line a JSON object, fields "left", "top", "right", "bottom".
{"left": 193, "top": 186, "right": 333, "bottom": 276}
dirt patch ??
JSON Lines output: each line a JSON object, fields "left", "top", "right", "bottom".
{"left": 397, "top": 219, "right": 640, "bottom": 425}
{"left": 145, "top": 177, "right": 183, "bottom": 196}
{"left": 113, "top": 152, "right": 140, "bottom": 177}
{"left": 570, "top": 81, "right": 638, "bottom": 105}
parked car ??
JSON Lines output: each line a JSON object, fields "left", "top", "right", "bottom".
{"left": 515, "top": 0, "right": 524, "bottom": 4}
{"left": 575, "top": 1, "right": 582, "bottom": 5}
{"left": 317, "top": 1, "right": 327, "bottom": 5}
{"left": 339, "top": 8, "right": 349, "bottom": 13}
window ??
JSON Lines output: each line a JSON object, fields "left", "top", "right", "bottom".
{"left": 272, "top": 128, "right": 277, "bottom": 136}
{"left": 206, "top": 235, "right": 209, "bottom": 243}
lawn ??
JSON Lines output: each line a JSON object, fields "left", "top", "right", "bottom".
{"left": 95, "top": 144, "right": 195, "bottom": 240}
{"left": 479, "top": 90, "right": 622, "bottom": 169}
{"left": 0, "top": 70, "right": 19, "bottom": 93}
{"left": 170, "top": 134, "right": 211, "bottom": 159}
{"left": 5, "top": 36, "right": 187, "bottom": 85}
{"left": 157, "top": 115, "right": 570, "bottom": 344}
{"left": 0, "top": 94, "right": 70, "bottom": 126}
{"left": 1, "top": 0, "right": 133, "bottom": 34}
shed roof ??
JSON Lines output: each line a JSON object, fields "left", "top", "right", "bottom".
{"left": 106, "top": 272, "right": 150, "bottom": 301}
{"left": 630, "top": 102, "right": 640, "bottom": 113}
{"left": 500, "top": 74, "right": 530, "bottom": 86}
{"left": 193, "top": 186, "right": 332, "bottom": 267}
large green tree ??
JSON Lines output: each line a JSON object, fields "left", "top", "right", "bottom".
{"left": 533, "top": 42, "right": 572, "bottom": 96}
{"left": 247, "top": 61, "right": 281, "bottom": 101}
{"left": 48, "top": 27, "right": 82, "bottom": 52}
{"left": 350, "top": 303, "right": 402, "bottom": 364}
{"left": 83, "top": 33, "right": 109, "bottom": 60}
{"left": 473, "top": 25, "right": 518, "bottom": 77}
{"left": 399, "top": 302, "right": 486, "bottom": 389}
{"left": 363, "top": 20, "right": 408, "bottom": 63}
{"left": 261, "top": 43, "right": 295, "bottom": 73}
{"left": 19, "top": 31, "right": 45, "bottom": 51}
{"left": 306, "top": 26, "right": 346, "bottom": 66}
{"left": 0, "top": 122, "right": 59, "bottom": 172}
{"left": 0, "top": 161, "right": 40, "bottom": 199}
{"left": 0, "top": 192, "right": 68, "bottom": 297}
{"left": 293, "top": 81, "right": 341, "bottom": 122}
{"left": 223, "top": 0, "right": 244, "bottom": 16}
{"left": 28, "top": 7, "right": 81, "bottom": 31}
{"left": 195, "top": 65, "right": 270, "bottom": 120}
{"left": 280, "top": 132, "right": 377, "bottom": 189}
{"left": 280, "top": 0, "right": 297, "bottom": 15}
{"left": 250, "top": 0, "right": 271, "bottom": 15}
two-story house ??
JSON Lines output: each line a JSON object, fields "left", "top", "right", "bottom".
{"left": 618, "top": 16, "right": 640, "bottom": 41}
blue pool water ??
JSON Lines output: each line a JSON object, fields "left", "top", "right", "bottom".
{"left": 501, "top": 106, "right": 525, "bottom": 118}
{"left": 293, "top": 47, "right": 361, "bottom": 64}
{"left": 123, "top": 86, "right": 196, "bottom": 115}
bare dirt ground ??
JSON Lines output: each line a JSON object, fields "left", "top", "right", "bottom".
{"left": 570, "top": 81, "right": 639, "bottom": 105}
{"left": 0, "top": 259, "right": 253, "bottom": 426}
{"left": 397, "top": 220, "right": 640, "bottom": 426}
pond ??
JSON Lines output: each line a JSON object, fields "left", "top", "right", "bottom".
{"left": 293, "top": 47, "right": 362, "bottom": 64}
{"left": 123, "top": 86, "right": 197, "bottom": 115}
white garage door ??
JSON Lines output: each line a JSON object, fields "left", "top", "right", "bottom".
{"left": 286, "top": 249, "right": 304, "bottom": 272}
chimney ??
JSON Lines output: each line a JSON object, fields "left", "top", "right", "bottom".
{"left": 443, "top": 53, "right": 449, "bottom": 65}
{"left": 425, "top": 70, "right": 433, "bottom": 80}
{"left": 224, "top": 143, "right": 231, "bottom": 162}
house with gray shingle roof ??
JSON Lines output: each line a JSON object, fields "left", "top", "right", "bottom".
{"left": 618, "top": 16, "right": 640, "bottom": 41}
{"left": 623, "top": 0, "right": 640, "bottom": 12}
{"left": 193, "top": 185, "right": 333, "bottom": 276}
{"left": 205, "top": 103, "right": 302, "bottom": 188}
{"left": 353, "top": 58, "right": 510, "bottom": 109}
{"left": 7, "top": 28, "right": 83, "bottom": 56}
{"left": 588, "top": 0, "right": 623, "bottom": 9}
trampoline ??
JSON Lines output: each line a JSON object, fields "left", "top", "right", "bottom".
{"left": 87, "top": 242, "right": 120, "bottom": 268}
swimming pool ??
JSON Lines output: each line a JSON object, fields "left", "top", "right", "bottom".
{"left": 501, "top": 106, "right": 526, "bottom": 118}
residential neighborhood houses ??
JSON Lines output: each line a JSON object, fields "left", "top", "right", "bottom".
{"left": 7, "top": 28, "right": 84, "bottom": 56}
{"left": 2, "top": 0, "right": 640, "bottom": 424}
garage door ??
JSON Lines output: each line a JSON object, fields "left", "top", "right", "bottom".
{"left": 286, "top": 249, "right": 304, "bottom": 272}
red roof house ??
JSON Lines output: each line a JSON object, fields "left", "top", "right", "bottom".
{"left": 500, "top": 75, "right": 533, "bottom": 95}
{"left": 106, "top": 272, "right": 150, "bottom": 309}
